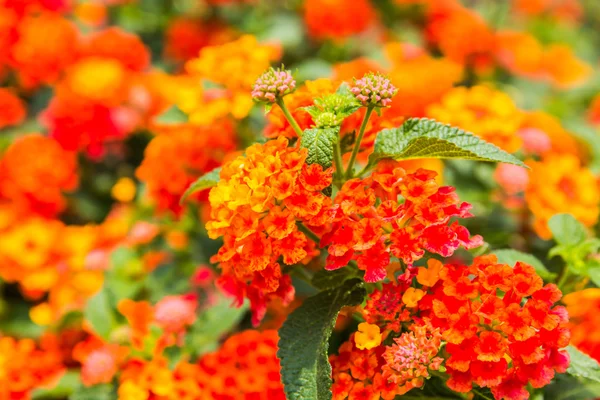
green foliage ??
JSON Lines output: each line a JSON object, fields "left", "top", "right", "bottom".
{"left": 69, "top": 384, "right": 115, "bottom": 400}
{"left": 32, "top": 371, "right": 81, "bottom": 400}
{"left": 186, "top": 295, "right": 248, "bottom": 357}
{"left": 548, "top": 214, "right": 587, "bottom": 247}
{"left": 300, "top": 127, "right": 340, "bottom": 169}
{"left": 278, "top": 279, "right": 366, "bottom": 400}
{"left": 548, "top": 213, "right": 600, "bottom": 283}
{"left": 84, "top": 287, "right": 116, "bottom": 340}
{"left": 368, "top": 118, "right": 526, "bottom": 167}
{"left": 493, "top": 249, "right": 555, "bottom": 280}
{"left": 180, "top": 167, "right": 222, "bottom": 204}
{"left": 154, "top": 105, "right": 188, "bottom": 125}
{"left": 566, "top": 345, "right": 600, "bottom": 383}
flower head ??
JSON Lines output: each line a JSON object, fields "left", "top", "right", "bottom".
{"left": 382, "top": 324, "right": 443, "bottom": 390}
{"left": 252, "top": 67, "right": 296, "bottom": 103}
{"left": 351, "top": 73, "right": 397, "bottom": 107}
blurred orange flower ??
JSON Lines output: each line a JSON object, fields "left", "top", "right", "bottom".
{"left": 0, "top": 134, "right": 78, "bottom": 218}
{"left": 526, "top": 155, "right": 600, "bottom": 239}
{"left": 10, "top": 13, "right": 78, "bottom": 88}
{"left": 427, "top": 86, "right": 523, "bottom": 152}
{"left": 304, "top": 0, "right": 377, "bottom": 40}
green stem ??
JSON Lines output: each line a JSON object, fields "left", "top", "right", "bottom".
{"left": 345, "top": 106, "right": 374, "bottom": 179}
{"left": 276, "top": 98, "right": 303, "bottom": 138}
{"left": 557, "top": 266, "right": 571, "bottom": 292}
{"left": 333, "top": 140, "right": 344, "bottom": 183}
{"left": 297, "top": 222, "right": 320, "bottom": 244}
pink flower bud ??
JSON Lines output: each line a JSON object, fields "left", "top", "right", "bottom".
{"left": 252, "top": 67, "right": 296, "bottom": 103}
{"left": 350, "top": 73, "right": 397, "bottom": 107}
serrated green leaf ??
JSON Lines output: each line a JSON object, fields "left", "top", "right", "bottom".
{"left": 300, "top": 127, "right": 340, "bottom": 169}
{"left": 567, "top": 345, "right": 600, "bottom": 383}
{"left": 155, "top": 105, "right": 188, "bottom": 124}
{"left": 548, "top": 213, "right": 587, "bottom": 247}
{"left": 180, "top": 167, "right": 221, "bottom": 204}
{"left": 69, "top": 384, "right": 114, "bottom": 400}
{"left": 368, "top": 118, "right": 526, "bottom": 167}
{"left": 278, "top": 279, "right": 366, "bottom": 400}
{"left": 493, "top": 249, "right": 555, "bottom": 280}
{"left": 84, "top": 287, "right": 115, "bottom": 340}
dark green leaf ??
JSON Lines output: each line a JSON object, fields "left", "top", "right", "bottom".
{"left": 311, "top": 268, "right": 355, "bottom": 290}
{"left": 300, "top": 127, "right": 340, "bottom": 169}
{"left": 84, "top": 287, "right": 115, "bottom": 340}
{"left": 368, "top": 118, "right": 525, "bottom": 167}
{"left": 544, "top": 373, "right": 600, "bottom": 400}
{"left": 180, "top": 167, "right": 221, "bottom": 204}
{"left": 278, "top": 279, "right": 366, "bottom": 400}
{"left": 567, "top": 345, "right": 600, "bottom": 383}
{"left": 548, "top": 213, "right": 587, "bottom": 247}
{"left": 493, "top": 249, "right": 555, "bottom": 280}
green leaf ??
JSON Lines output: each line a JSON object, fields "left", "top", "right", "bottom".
{"left": 493, "top": 249, "right": 555, "bottom": 280}
{"left": 567, "top": 345, "right": 600, "bottom": 383}
{"left": 84, "top": 287, "right": 116, "bottom": 340}
{"left": 548, "top": 213, "right": 587, "bottom": 247}
{"left": 69, "top": 384, "right": 114, "bottom": 400}
{"left": 544, "top": 374, "right": 600, "bottom": 400}
{"left": 368, "top": 118, "right": 526, "bottom": 167}
{"left": 300, "top": 127, "right": 340, "bottom": 169}
{"left": 155, "top": 105, "right": 188, "bottom": 124}
{"left": 186, "top": 295, "right": 248, "bottom": 357}
{"left": 32, "top": 370, "right": 80, "bottom": 399}
{"left": 311, "top": 268, "right": 355, "bottom": 290}
{"left": 589, "top": 266, "right": 600, "bottom": 287}
{"left": 180, "top": 167, "right": 221, "bottom": 204}
{"left": 278, "top": 279, "right": 366, "bottom": 400}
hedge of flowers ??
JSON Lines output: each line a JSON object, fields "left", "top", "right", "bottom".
{"left": 1, "top": 0, "right": 600, "bottom": 399}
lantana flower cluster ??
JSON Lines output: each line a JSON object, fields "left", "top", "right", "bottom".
{"left": 333, "top": 255, "right": 570, "bottom": 400}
